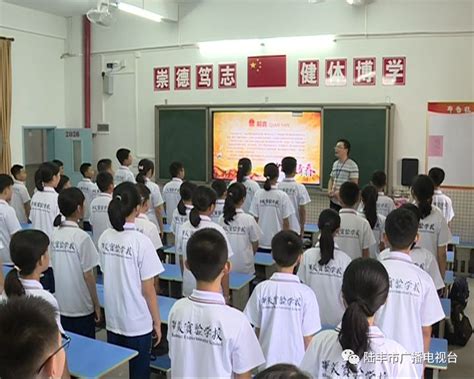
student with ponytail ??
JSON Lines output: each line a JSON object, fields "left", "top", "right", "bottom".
{"left": 50, "top": 188, "right": 101, "bottom": 338}
{"left": 136, "top": 159, "right": 165, "bottom": 235}
{"left": 301, "top": 258, "right": 417, "bottom": 378}
{"left": 134, "top": 183, "right": 163, "bottom": 253}
{"left": 297, "top": 209, "right": 351, "bottom": 327}
{"left": 176, "top": 185, "right": 234, "bottom": 298}
{"left": 210, "top": 179, "right": 227, "bottom": 223}
{"left": 163, "top": 161, "right": 185, "bottom": 221}
{"left": 250, "top": 163, "right": 294, "bottom": 250}
{"left": 359, "top": 185, "right": 386, "bottom": 258}
{"left": 170, "top": 181, "right": 197, "bottom": 239}
{"left": 219, "top": 182, "right": 262, "bottom": 274}
{"left": 411, "top": 174, "right": 450, "bottom": 278}
{"left": 98, "top": 182, "right": 164, "bottom": 379}
{"left": 230, "top": 157, "right": 260, "bottom": 213}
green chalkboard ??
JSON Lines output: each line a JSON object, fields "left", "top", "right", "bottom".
{"left": 156, "top": 108, "right": 208, "bottom": 182}
{"left": 322, "top": 108, "right": 389, "bottom": 189}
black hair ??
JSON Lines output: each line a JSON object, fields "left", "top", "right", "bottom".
{"left": 186, "top": 228, "right": 228, "bottom": 282}
{"left": 371, "top": 170, "right": 387, "bottom": 189}
{"left": 4, "top": 230, "right": 50, "bottom": 297}
{"left": 189, "top": 186, "right": 217, "bottom": 227}
{"left": 116, "top": 148, "right": 131, "bottom": 165}
{"left": 54, "top": 187, "right": 85, "bottom": 226}
{"left": 10, "top": 164, "right": 24, "bottom": 180}
{"left": 361, "top": 185, "right": 378, "bottom": 229}
{"left": 0, "top": 174, "right": 13, "bottom": 193}
{"left": 211, "top": 179, "right": 227, "bottom": 198}
{"left": 385, "top": 208, "right": 419, "bottom": 250}
{"left": 177, "top": 181, "right": 197, "bottom": 216}
{"left": 223, "top": 182, "right": 246, "bottom": 225}
{"left": 79, "top": 163, "right": 92, "bottom": 177}
{"left": 428, "top": 167, "right": 445, "bottom": 187}
{"left": 136, "top": 183, "right": 151, "bottom": 206}
{"left": 108, "top": 182, "right": 141, "bottom": 231}
{"left": 96, "top": 171, "right": 114, "bottom": 192}
{"left": 263, "top": 163, "right": 279, "bottom": 191}
{"left": 411, "top": 175, "right": 434, "bottom": 219}
{"left": 52, "top": 159, "right": 63, "bottom": 168}
{"left": 34, "top": 162, "right": 60, "bottom": 191}
{"left": 0, "top": 297, "right": 59, "bottom": 379}
{"left": 55, "top": 175, "right": 70, "bottom": 193}
{"left": 317, "top": 209, "right": 341, "bottom": 266}
{"left": 338, "top": 258, "right": 389, "bottom": 373}
{"left": 281, "top": 157, "right": 297, "bottom": 176}
{"left": 254, "top": 364, "right": 311, "bottom": 379}
{"left": 339, "top": 181, "right": 360, "bottom": 207}
{"left": 169, "top": 161, "right": 184, "bottom": 178}
{"left": 271, "top": 230, "right": 303, "bottom": 267}
{"left": 337, "top": 138, "right": 351, "bottom": 154}
{"left": 136, "top": 158, "right": 154, "bottom": 184}
{"left": 400, "top": 203, "right": 422, "bottom": 222}
{"left": 237, "top": 158, "right": 252, "bottom": 183}
{"left": 97, "top": 158, "right": 112, "bottom": 173}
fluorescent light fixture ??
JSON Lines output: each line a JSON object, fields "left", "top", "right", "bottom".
{"left": 118, "top": 2, "right": 162, "bottom": 22}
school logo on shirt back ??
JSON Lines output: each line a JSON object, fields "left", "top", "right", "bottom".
{"left": 419, "top": 222, "right": 435, "bottom": 234}
{"left": 338, "top": 228, "right": 360, "bottom": 239}
{"left": 92, "top": 204, "right": 108, "bottom": 213}
{"left": 308, "top": 263, "right": 344, "bottom": 278}
{"left": 52, "top": 240, "right": 76, "bottom": 255}
{"left": 31, "top": 201, "right": 51, "bottom": 212}
{"left": 222, "top": 225, "right": 246, "bottom": 235}
{"left": 170, "top": 319, "right": 223, "bottom": 346}
{"left": 259, "top": 199, "right": 280, "bottom": 207}
{"left": 100, "top": 241, "right": 133, "bottom": 259}
{"left": 388, "top": 276, "right": 421, "bottom": 297}
{"left": 260, "top": 295, "right": 303, "bottom": 310}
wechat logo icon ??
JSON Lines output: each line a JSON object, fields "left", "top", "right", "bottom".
{"left": 341, "top": 349, "right": 360, "bottom": 365}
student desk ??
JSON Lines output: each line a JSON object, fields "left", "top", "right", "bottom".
{"left": 254, "top": 252, "right": 276, "bottom": 279}
{"left": 162, "top": 224, "right": 173, "bottom": 245}
{"left": 67, "top": 332, "right": 137, "bottom": 378}
{"left": 444, "top": 270, "right": 455, "bottom": 286}
{"left": 304, "top": 223, "right": 319, "bottom": 245}
{"left": 20, "top": 222, "right": 32, "bottom": 230}
{"left": 163, "top": 245, "right": 177, "bottom": 264}
{"left": 160, "top": 263, "right": 183, "bottom": 298}
{"left": 426, "top": 338, "right": 449, "bottom": 379}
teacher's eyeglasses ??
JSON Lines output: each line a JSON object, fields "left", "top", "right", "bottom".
{"left": 36, "top": 333, "right": 71, "bottom": 374}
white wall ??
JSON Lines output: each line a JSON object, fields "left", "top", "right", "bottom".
{"left": 0, "top": 0, "right": 67, "bottom": 164}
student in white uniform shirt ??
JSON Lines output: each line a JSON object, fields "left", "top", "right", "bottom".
{"left": 162, "top": 161, "right": 185, "bottom": 221}
{"left": 231, "top": 157, "right": 261, "bottom": 214}
{"left": 301, "top": 258, "right": 417, "bottom": 378}
{"left": 77, "top": 163, "right": 99, "bottom": 232}
{"left": 30, "top": 162, "right": 61, "bottom": 292}
{"left": 219, "top": 182, "right": 262, "bottom": 275}
{"left": 211, "top": 179, "right": 227, "bottom": 223}
{"left": 56, "top": 175, "right": 72, "bottom": 193}
{"left": 10, "top": 164, "right": 31, "bottom": 224}
{"left": 335, "top": 182, "right": 375, "bottom": 260}
{"left": 359, "top": 185, "right": 386, "bottom": 258}
{"left": 135, "top": 184, "right": 163, "bottom": 252}
{"left": 411, "top": 175, "right": 451, "bottom": 278}
{"left": 0, "top": 175, "right": 21, "bottom": 264}
{"left": 371, "top": 170, "right": 396, "bottom": 217}
{"left": 50, "top": 188, "right": 101, "bottom": 338}
{"left": 277, "top": 157, "right": 311, "bottom": 236}
{"left": 90, "top": 171, "right": 114, "bottom": 248}
{"left": 244, "top": 231, "right": 321, "bottom": 369}
{"left": 170, "top": 181, "right": 196, "bottom": 240}
{"left": 52, "top": 159, "right": 65, "bottom": 175}
{"left": 114, "top": 148, "right": 136, "bottom": 185}
{"left": 136, "top": 159, "right": 165, "bottom": 235}
{"left": 98, "top": 182, "right": 164, "bottom": 379}
{"left": 4, "top": 230, "right": 64, "bottom": 333}
{"left": 176, "top": 186, "right": 234, "bottom": 297}
{"left": 97, "top": 158, "right": 115, "bottom": 176}
{"left": 168, "top": 228, "right": 265, "bottom": 378}
{"left": 429, "top": 167, "right": 455, "bottom": 227}
{"left": 250, "top": 163, "right": 294, "bottom": 251}
{"left": 375, "top": 208, "right": 445, "bottom": 377}
{"left": 297, "top": 209, "right": 351, "bottom": 327}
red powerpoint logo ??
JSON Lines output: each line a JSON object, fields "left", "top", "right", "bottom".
{"left": 249, "top": 119, "right": 255, "bottom": 127}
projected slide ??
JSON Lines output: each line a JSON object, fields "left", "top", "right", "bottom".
{"left": 213, "top": 111, "right": 321, "bottom": 184}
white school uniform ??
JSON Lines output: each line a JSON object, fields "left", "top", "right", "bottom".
{"left": 210, "top": 199, "right": 225, "bottom": 224}
{"left": 162, "top": 178, "right": 182, "bottom": 221}
{"left": 30, "top": 186, "right": 60, "bottom": 241}
{"left": 358, "top": 211, "right": 386, "bottom": 258}
{"left": 168, "top": 290, "right": 265, "bottom": 378}
{"left": 176, "top": 215, "right": 234, "bottom": 296}
{"left": 11, "top": 179, "right": 30, "bottom": 223}
{"left": 297, "top": 243, "right": 351, "bottom": 327}
{"left": 375, "top": 251, "right": 444, "bottom": 377}
{"left": 432, "top": 190, "right": 455, "bottom": 223}
{"left": 98, "top": 223, "right": 164, "bottom": 336}
{"left": 417, "top": 205, "right": 451, "bottom": 260}
{"left": 50, "top": 221, "right": 99, "bottom": 317}
{"left": 249, "top": 186, "right": 295, "bottom": 249}
{"left": 144, "top": 178, "right": 164, "bottom": 230}
{"left": 300, "top": 325, "right": 417, "bottom": 379}
{"left": 376, "top": 192, "right": 396, "bottom": 217}
{"left": 0, "top": 199, "right": 21, "bottom": 264}
{"left": 89, "top": 193, "right": 112, "bottom": 248}
{"left": 77, "top": 178, "right": 100, "bottom": 222}
{"left": 218, "top": 209, "right": 262, "bottom": 274}
{"left": 170, "top": 204, "right": 192, "bottom": 238}
{"left": 114, "top": 165, "right": 136, "bottom": 186}
{"left": 230, "top": 177, "right": 261, "bottom": 214}
{"left": 244, "top": 272, "right": 321, "bottom": 368}
{"left": 135, "top": 213, "right": 163, "bottom": 250}
{"left": 335, "top": 209, "right": 376, "bottom": 260}
{"left": 277, "top": 178, "right": 311, "bottom": 234}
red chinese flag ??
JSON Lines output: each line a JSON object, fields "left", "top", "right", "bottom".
{"left": 247, "top": 55, "right": 286, "bottom": 87}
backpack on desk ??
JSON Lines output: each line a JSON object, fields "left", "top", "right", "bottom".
{"left": 446, "top": 277, "right": 472, "bottom": 346}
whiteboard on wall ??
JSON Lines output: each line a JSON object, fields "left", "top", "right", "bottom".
{"left": 427, "top": 102, "right": 474, "bottom": 188}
